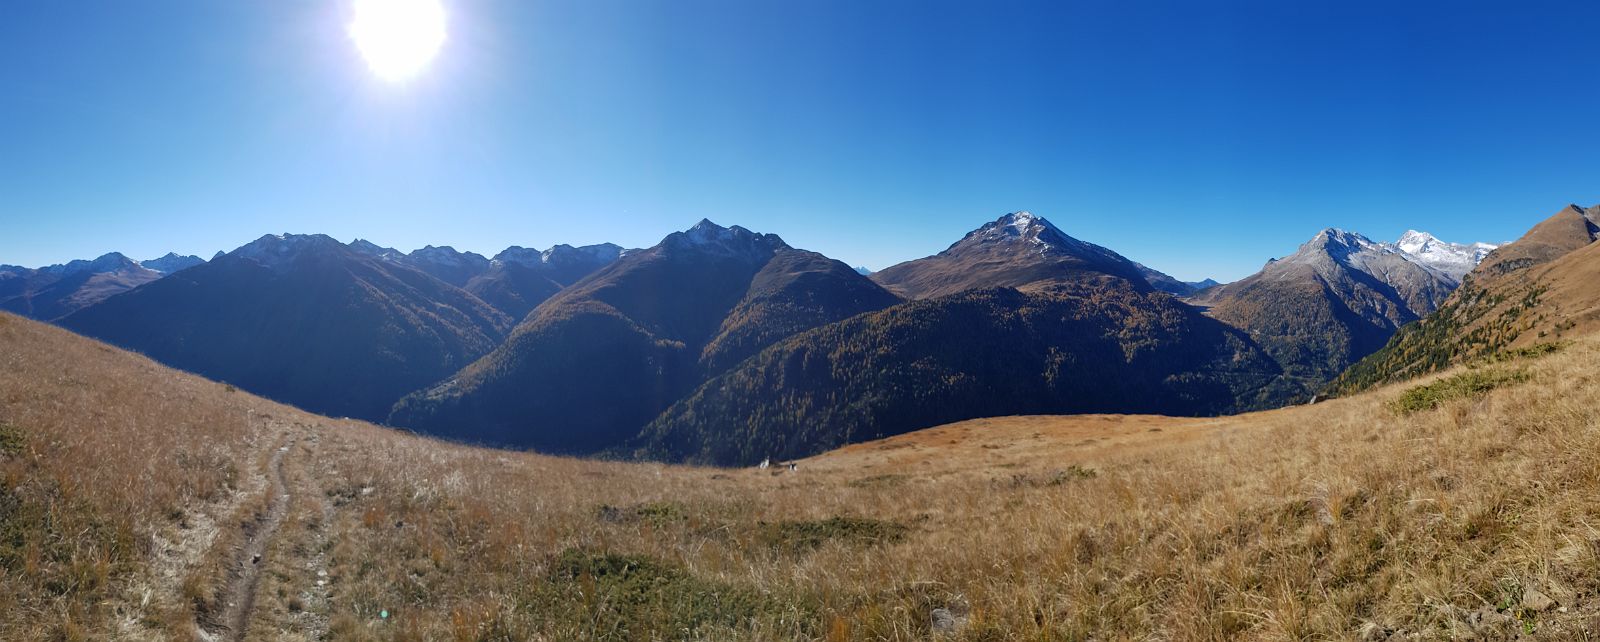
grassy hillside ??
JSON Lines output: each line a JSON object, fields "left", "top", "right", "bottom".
{"left": 10, "top": 310, "right": 1600, "bottom": 639}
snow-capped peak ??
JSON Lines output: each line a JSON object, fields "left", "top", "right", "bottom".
{"left": 966, "top": 211, "right": 1111, "bottom": 259}
{"left": 1392, "top": 230, "right": 1498, "bottom": 283}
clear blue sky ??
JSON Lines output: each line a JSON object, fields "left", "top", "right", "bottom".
{"left": 3, "top": 1, "right": 1599, "bottom": 281}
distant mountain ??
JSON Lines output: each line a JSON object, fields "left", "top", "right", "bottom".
{"left": 139, "top": 252, "right": 206, "bottom": 275}
{"left": 1394, "top": 231, "right": 1498, "bottom": 283}
{"left": 871, "top": 212, "right": 1150, "bottom": 298}
{"left": 59, "top": 234, "right": 512, "bottom": 421}
{"left": 0, "top": 252, "right": 165, "bottom": 320}
{"left": 853, "top": 266, "right": 873, "bottom": 276}
{"left": 1333, "top": 204, "right": 1600, "bottom": 393}
{"left": 634, "top": 286, "right": 1283, "bottom": 465}
{"left": 346, "top": 240, "right": 624, "bottom": 319}
{"left": 348, "top": 239, "right": 404, "bottom": 261}
{"left": 1191, "top": 229, "right": 1459, "bottom": 396}
{"left": 463, "top": 244, "right": 626, "bottom": 320}
{"left": 389, "top": 220, "right": 901, "bottom": 453}
{"left": 1134, "top": 263, "right": 1218, "bottom": 296}
{"left": 399, "top": 245, "right": 492, "bottom": 287}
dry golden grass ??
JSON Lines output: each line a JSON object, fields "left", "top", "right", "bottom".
{"left": 8, "top": 310, "right": 1600, "bottom": 639}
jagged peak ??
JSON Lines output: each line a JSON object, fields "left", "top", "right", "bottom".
{"left": 542, "top": 242, "right": 624, "bottom": 264}
{"left": 226, "top": 233, "right": 349, "bottom": 270}
{"left": 662, "top": 219, "right": 787, "bottom": 257}
{"left": 1308, "top": 227, "right": 1377, "bottom": 248}
{"left": 139, "top": 252, "right": 206, "bottom": 275}
{"left": 491, "top": 243, "right": 626, "bottom": 267}
{"left": 407, "top": 245, "right": 489, "bottom": 269}
{"left": 491, "top": 246, "right": 542, "bottom": 267}
{"left": 38, "top": 252, "right": 145, "bottom": 277}
{"left": 348, "top": 239, "right": 402, "bottom": 259}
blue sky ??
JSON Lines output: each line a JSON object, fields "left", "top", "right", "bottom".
{"left": 3, "top": 1, "right": 1599, "bottom": 281}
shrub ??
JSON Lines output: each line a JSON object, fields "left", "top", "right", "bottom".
{"left": 1390, "top": 369, "right": 1530, "bottom": 414}
{"left": 1485, "top": 342, "right": 1564, "bottom": 363}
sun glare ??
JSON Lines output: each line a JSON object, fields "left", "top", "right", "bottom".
{"left": 348, "top": 0, "right": 446, "bottom": 83}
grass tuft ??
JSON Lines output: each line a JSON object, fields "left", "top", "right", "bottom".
{"left": 758, "top": 517, "right": 909, "bottom": 552}
{"left": 546, "top": 548, "right": 814, "bottom": 638}
{"left": 596, "top": 501, "right": 686, "bottom": 526}
{"left": 0, "top": 423, "right": 22, "bottom": 457}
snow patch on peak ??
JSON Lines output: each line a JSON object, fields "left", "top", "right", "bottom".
{"left": 969, "top": 211, "right": 1102, "bottom": 258}
{"left": 349, "top": 239, "right": 403, "bottom": 261}
{"left": 139, "top": 252, "right": 206, "bottom": 275}
{"left": 40, "top": 252, "right": 143, "bottom": 277}
{"left": 228, "top": 233, "right": 346, "bottom": 270}
{"left": 684, "top": 219, "right": 739, "bottom": 244}
{"left": 491, "top": 243, "right": 625, "bottom": 268}
{"left": 543, "top": 243, "right": 624, "bottom": 265}
{"left": 408, "top": 245, "right": 488, "bottom": 268}
{"left": 492, "top": 246, "right": 543, "bottom": 267}
{"left": 664, "top": 219, "right": 787, "bottom": 258}
{"left": 1312, "top": 228, "right": 1378, "bottom": 249}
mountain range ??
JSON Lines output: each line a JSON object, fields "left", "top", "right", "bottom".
{"left": 54, "top": 234, "right": 626, "bottom": 421}
{"left": 12, "top": 210, "right": 1512, "bottom": 464}
{"left": 0, "top": 252, "right": 206, "bottom": 320}
{"left": 1189, "top": 229, "right": 1493, "bottom": 394}
{"left": 1333, "top": 204, "right": 1600, "bottom": 393}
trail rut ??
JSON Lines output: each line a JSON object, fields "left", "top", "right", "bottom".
{"left": 200, "top": 433, "right": 294, "bottom": 641}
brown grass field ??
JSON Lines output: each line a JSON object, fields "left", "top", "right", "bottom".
{"left": 5, "top": 309, "right": 1600, "bottom": 640}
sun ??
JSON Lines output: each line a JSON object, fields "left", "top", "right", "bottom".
{"left": 348, "top": 0, "right": 447, "bottom": 83}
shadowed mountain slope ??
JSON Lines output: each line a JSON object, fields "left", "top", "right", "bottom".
{"left": 59, "top": 234, "right": 511, "bottom": 420}
{"left": 463, "top": 244, "right": 626, "bottom": 320}
{"left": 635, "top": 286, "right": 1283, "bottom": 465}
{"left": 388, "top": 220, "right": 899, "bottom": 453}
